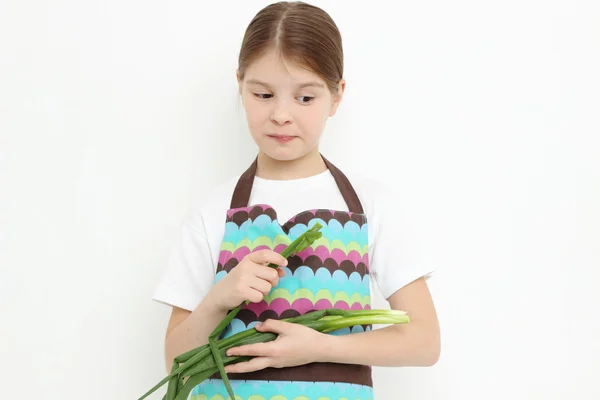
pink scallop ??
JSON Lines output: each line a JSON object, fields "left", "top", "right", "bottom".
{"left": 218, "top": 250, "right": 232, "bottom": 266}
{"left": 295, "top": 246, "right": 315, "bottom": 260}
{"left": 274, "top": 244, "right": 288, "bottom": 254}
{"left": 313, "top": 245, "right": 331, "bottom": 262}
{"left": 232, "top": 247, "right": 250, "bottom": 263}
{"left": 291, "top": 298, "right": 315, "bottom": 315}
{"left": 314, "top": 298, "right": 334, "bottom": 310}
{"left": 333, "top": 301, "right": 350, "bottom": 310}
{"left": 347, "top": 250, "right": 362, "bottom": 266}
{"left": 351, "top": 302, "right": 364, "bottom": 310}
{"left": 244, "top": 300, "right": 270, "bottom": 317}
{"left": 269, "top": 298, "right": 292, "bottom": 316}
{"left": 226, "top": 206, "right": 248, "bottom": 218}
{"left": 227, "top": 204, "right": 273, "bottom": 218}
{"left": 331, "top": 249, "right": 347, "bottom": 265}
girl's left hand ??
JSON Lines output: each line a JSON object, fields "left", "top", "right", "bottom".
{"left": 224, "top": 319, "right": 328, "bottom": 373}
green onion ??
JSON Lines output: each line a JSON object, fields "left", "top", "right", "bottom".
{"left": 201, "top": 222, "right": 325, "bottom": 398}
{"left": 208, "top": 338, "right": 234, "bottom": 400}
{"left": 138, "top": 222, "right": 410, "bottom": 400}
{"left": 138, "top": 308, "right": 410, "bottom": 400}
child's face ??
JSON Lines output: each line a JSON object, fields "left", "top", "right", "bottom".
{"left": 238, "top": 48, "right": 344, "bottom": 162}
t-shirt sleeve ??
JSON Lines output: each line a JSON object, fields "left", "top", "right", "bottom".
{"left": 369, "top": 186, "right": 434, "bottom": 300}
{"left": 152, "top": 210, "right": 216, "bottom": 311}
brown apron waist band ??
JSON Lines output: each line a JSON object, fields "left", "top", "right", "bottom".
{"left": 209, "top": 362, "right": 373, "bottom": 386}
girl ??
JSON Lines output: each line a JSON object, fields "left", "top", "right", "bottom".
{"left": 153, "top": 1, "right": 440, "bottom": 399}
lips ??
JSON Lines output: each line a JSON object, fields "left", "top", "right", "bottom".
{"left": 268, "top": 134, "right": 296, "bottom": 143}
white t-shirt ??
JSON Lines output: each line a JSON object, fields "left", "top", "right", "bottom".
{"left": 153, "top": 169, "right": 434, "bottom": 312}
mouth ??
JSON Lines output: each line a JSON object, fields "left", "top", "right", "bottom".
{"left": 267, "top": 134, "right": 297, "bottom": 143}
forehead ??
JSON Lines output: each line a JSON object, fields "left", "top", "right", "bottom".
{"left": 244, "top": 49, "right": 326, "bottom": 88}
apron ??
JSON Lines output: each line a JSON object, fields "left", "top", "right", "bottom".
{"left": 189, "top": 155, "right": 373, "bottom": 400}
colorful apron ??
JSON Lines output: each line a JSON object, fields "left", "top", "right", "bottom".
{"left": 189, "top": 155, "right": 373, "bottom": 400}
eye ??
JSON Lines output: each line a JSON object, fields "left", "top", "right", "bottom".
{"left": 253, "top": 93, "right": 273, "bottom": 100}
{"left": 297, "top": 96, "right": 314, "bottom": 104}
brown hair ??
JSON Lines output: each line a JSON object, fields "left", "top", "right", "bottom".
{"left": 237, "top": 1, "right": 343, "bottom": 95}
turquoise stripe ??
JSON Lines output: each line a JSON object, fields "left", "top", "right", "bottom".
{"left": 222, "top": 220, "right": 282, "bottom": 244}
{"left": 223, "top": 216, "right": 369, "bottom": 248}
{"left": 279, "top": 266, "right": 371, "bottom": 297}
{"left": 190, "top": 379, "right": 373, "bottom": 400}
{"left": 288, "top": 218, "right": 368, "bottom": 247}
{"left": 217, "top": 266, "right": 370, "bottom": 297}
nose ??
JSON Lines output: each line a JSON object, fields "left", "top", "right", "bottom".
{"left": 270, "top": 98, "right": 293, "bottom": 125}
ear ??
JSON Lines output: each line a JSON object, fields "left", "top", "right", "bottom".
{"left": 236, "top": 70, "right": 242, "bottom": 95}
{"left": 237, "top": 70, "right": 246, "bottom": 108}
{"left": 329, "top": 79, "right": 346, "bottom": 117}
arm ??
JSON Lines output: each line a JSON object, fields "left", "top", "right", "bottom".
{"left": 162, "top": 248, "right": 289, "bottom": 372}
{"left": 163, "top": 293, "right": 227, "bottom": 372}
{"left": 318, "top": 277, "right": 440, "bottom": 367}
{"left": 224, "top": 276, "right": 440, "bottom": 372}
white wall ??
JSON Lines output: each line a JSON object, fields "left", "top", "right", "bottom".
{"left": 1, "top": 0, "right": 599, "bottom": 399}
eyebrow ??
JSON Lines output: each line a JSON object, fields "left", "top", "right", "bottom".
{"left": 246, "top": 79, "right": 325, "bottom": 89}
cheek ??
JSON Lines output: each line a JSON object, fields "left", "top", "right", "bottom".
{"left": 299, "top": 107, "right": 329, "bottom": 138}
{"left": 244, "top": 102, "right": 267, "bottom": 131}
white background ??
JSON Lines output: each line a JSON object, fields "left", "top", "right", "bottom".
{"left": 1, "top": 0, "right": 599, "bottom": 399}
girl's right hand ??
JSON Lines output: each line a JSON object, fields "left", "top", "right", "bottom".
{"left": 208, "top": 249, "right": 288, "bottom": 312}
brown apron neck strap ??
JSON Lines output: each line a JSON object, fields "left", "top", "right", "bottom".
{"left": 321, "top": 155, "right": 364, "bottom": 214}
{"left": 230, "top": 154, "right": 364, "bottom": 214}
{"left": 230, "top": 156, "right": 258, "bottom": 209}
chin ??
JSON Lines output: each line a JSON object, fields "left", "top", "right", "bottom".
{"left": 260, "top": 145, "right": 310, "bottom": 162}
{"left": 261, "top": 149, "right": 301, "bottom": 162}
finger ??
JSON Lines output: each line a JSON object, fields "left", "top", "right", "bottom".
{"left": 277, "top": 267, "right": 285, "bottom": 277}
{"left": 227, "top": 341, "right": 274, "bottom": 357}
{"left": 224, "top": 357, "right": 272, "bottom": 374}
{"left": 245, "top": 287, "right": 265, "bottom": 303}
{"left": 251, "top": 265, "right": 279, "bottom": 287}
{"left": 248, "top": 276, "right": 272, "bottom": 297}
{"left": 248, "top": 249, "right": 288, "bottom": 267}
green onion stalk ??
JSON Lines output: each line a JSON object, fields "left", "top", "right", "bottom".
{"left": 138, "top": 223, "right": 410, "bottom": 400}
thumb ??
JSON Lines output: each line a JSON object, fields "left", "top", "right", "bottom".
{"left": 255, "top": 319, "right": 291, "bottom": 334}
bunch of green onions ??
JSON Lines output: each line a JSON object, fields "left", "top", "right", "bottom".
{"left": 139, "top": 223, "right": 410, "bottom": 400}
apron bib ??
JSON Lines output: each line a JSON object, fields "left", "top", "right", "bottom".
{"left": 189, "top": 156, "right": 373, "bottom": 400}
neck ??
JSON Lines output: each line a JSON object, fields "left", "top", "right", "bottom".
{"left": 255, "top": 148, "right": 327, "bottom": 180}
